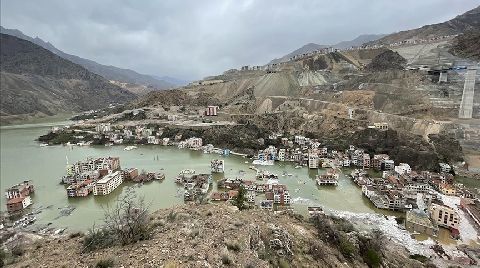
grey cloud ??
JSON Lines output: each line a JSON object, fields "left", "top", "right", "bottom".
{"left": 1, "top": 0, "right": 478, "bottom": 80}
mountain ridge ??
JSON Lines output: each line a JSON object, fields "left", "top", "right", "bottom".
{"left": 370, "top": 5, "right": 480, "bottom": 45}
{"left": 0, "top": 26, "right": 177, "bottom": 89}
{"left": 269, "top": 34, "right": 386, "bottom": 64}
{"left": 0, "top": 33, "right": 136, "bottom": 121}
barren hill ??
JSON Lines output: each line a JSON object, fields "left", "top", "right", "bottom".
{"left": 0, "top": 26, "right": 175, "bottom": 89}
{"left": 372, "top": 5, "right": 480, "bottom": 45}
{"left": 0, "top": 34, "right": 136, "bottom": 121}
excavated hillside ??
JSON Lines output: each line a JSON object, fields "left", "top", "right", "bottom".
{"left": 5, "top": 204, "right": 428, "bottom": 268}
{"left": 111, "top": 40, "right": 468, "bottom": 170}
{"left": 450, "top": 30, "right": 480, "bottom": 61}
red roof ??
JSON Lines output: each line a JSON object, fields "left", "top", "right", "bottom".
{"left": 7, "top": 196, "right": 25, "bottom": 204}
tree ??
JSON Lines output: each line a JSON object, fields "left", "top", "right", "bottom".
{"left": 82, "top": 190, "right": 153, "bottom": 252}
{"left": 232, "top": 186, "right": 248, "bottom": 210}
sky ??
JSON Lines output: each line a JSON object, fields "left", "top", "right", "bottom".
{"left": 1, "top": 0, "right": 479, "bottom": 81}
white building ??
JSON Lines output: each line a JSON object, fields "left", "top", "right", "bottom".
{"left": 395, "top": 163, "right": 412, "bottom": 175}
{"left": 308, "top": 153, "right": 319, "bottom": 169}
{"left": 294, "top": 135, "right": 306, "bottom": 145}
{"left": 95, "top": 123, "right": 111, "bottom": 133}
{"left": 205, "top": 106, "right": 219, "bottom": 116}
{"left": 93, "top": 171, "right": 123, "bottom": 195}
{"left": 278, "top": 149, "right": 286, "bottom": 161}
{"left": 439, "top": 163, "right": 451, "bottom": 173}
{"left": 186, "top": 137, "right": 203, "bottom": 149}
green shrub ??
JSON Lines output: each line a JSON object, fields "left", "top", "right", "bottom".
{"left": 82, "top": 229, "right": 116, "bottom": 252}
{"left": 167, "top": 211, "right": 177, "bottom": 222}
{"left": 363, "top": 249, "right": 382, "bottom": 267}
{"left": 226, "top": 241, "right": 241, "bottom": 252}
{"left": 11, "top": 245, "right": 25, "bottom": 257}
{"left": 278, "top": 258, "right": 290, "bottom": 268}
{"left": 221, "top": 253, "right": 232, "bottom": 265}
{"left": 95, "top": 258, "right": 114, "bottom": 268}
{"left": 69, "top": 232, "right": 83, "bottom": 239}
{"left": 339, "top": 237, "right": 355, "bottom": 259}
{"left": 409, "top": 254, "right": 429, "bottom": 263}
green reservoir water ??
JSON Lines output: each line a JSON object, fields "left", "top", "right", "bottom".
{"left": 0, "top": 121, "right": 395, "bottom": 231}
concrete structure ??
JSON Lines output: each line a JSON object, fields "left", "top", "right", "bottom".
{"left": 211, "top": 159, "right": 225, "bottom": 173}
{"left": 439, "top": 163, "right": 451, "bottom": 173}
{"left": 395, "top": 163, "right": 411, "bottom": 175}
{"left": 5, "top": 181, "right": 34, "bottom": 200}
{"left": 429, "top": 203, "right": 459, "bottom": 231}
{"left": 406, "top": 210, "right": 438, "bottom": 236}
{"left": 308, "top": 153, "right": 319, "bottom": 169}
{"left": 205, "top": 106, "right": 219, "bottom": 116}
{"left": 458, "top": 67, "right": 477, "bottom": 119}
{"left": 6, "top": 196, "right": 32, "bottom": 213}
{"left": 373, "top": 122, "right": 389, "bottom": 131}
{"left": 93, "top": 171, "right": 123, "bottom": 195}
{"left": 95, "top": 123, "right": 112, "bottom": 133}
{"left": 438, "top": 72, "right": 447, "bottom": 83}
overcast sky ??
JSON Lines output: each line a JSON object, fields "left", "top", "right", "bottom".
{"left": 1, "top": 0, "right": 478, "bottom": 80}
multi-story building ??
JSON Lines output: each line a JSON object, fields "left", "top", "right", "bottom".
{"left": 373, "top": 122, "right": 389, "bottom": 131}
{"left": 246, "top": 190, "right": 256, "bottom": 203}
{"left": 395, "top": 163, "right": 411, "bottom": 175}
{"left": 439, "top": 163, "right": 451, "bottom": 173}
{"left": 5, "top": 181, "right": 34, "bottom": 200}
{"left": 382, "top": 159, "right": 395, "bottom": 171}
{"left": 95, "top": 123, "right": 111, "bottom": 133}
{"left": 211, "top": 159, "right": 225, "bottom": 173}
{"left": 308, "top": 153, "right": 319, "bottom": 169}
{"left": 372, "top": 154, "right": 389, "bottom": 170}
{"left": 205, "top": 106, "right": 219, "bottom": 116}
{"left": 93, "top": 171, "right": 123, "bottom": 196}
{"left": 294, "top": 135, "right": 306, "bottom": 145}
{"left": 70, "top": 157, "right": 121, "bottom": 175}
{"left": 362, "top": 154, "right": 371, "bottom": 169}
{"left": 6, "top": 195, "right": 32, "bottom": 213}
{"left": 429, "top": 203, "right": 460, "bottom": 231}
{"left": 278, "top": 149, "right": 286, "bottom": 161}
{"left": 186, "top": 137, "right": 203, "bottom": 149}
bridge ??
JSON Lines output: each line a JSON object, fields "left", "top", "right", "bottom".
{"left": 458, "top": 66, "right": 478, "bottom": 119}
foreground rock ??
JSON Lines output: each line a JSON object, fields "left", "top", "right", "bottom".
{"left": 4, "top": 204, "right": 428, "bottom": 267}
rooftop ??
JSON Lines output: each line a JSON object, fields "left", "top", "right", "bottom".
{"left": 96, "top": 171, "right": 121, "bottom": 184}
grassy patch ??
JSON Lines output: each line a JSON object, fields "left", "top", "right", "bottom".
{"left": 95, "top": 257, "right": 114, "bottom": 268}
{"left": 409, "top": 254, "right": 429, "bottom": 263}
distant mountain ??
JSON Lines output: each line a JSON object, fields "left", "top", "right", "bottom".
{"left": 153, "top": 75, "right": 189, "bottom": 87}
{"left": 371, "top": 5, "right": 480, "bottom": 45}
{"left": 0, "top": 33, "right": 135, "bottom": 119}
{"left": 269, "top": 34, "right": 386, "bottom": 64}
{"left": 0, "top": 26, "right": 176, "bottom": 89}
{"left": 334, "top": 34, "right": 387, "bottom": 49}
{"left": 269, "top": 43, "right": 329, "bottom": 64}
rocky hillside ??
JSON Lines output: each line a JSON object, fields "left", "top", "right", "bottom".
{"left": 372, "top": 5, "right": 480, "bottom": 45}
{"left": 0, "top": 26, "right": 175, "bottom": 89}
{"left": 0, "top": 34, "right": 136, "bottom": 120}
{"left": 449, "top": 30, "right": 480, "bottom": 61}
{"left": 3, "top": 204, "right": 428, "bottom": 267}
{"left": 269, "top": 34, "right": 386, "bottom": 64}
{"left": 366, "top": 50, "right": 407, "bottom": 71}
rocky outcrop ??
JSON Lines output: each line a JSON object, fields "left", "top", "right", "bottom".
{"left": 366, "top": 50, "right": 407, "bottom": 72}
{"left": 5, "top": 204, "right": 427, "bottom": 267}
{"left": 450, "top": 30, "right": 480, "bottom": 61}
